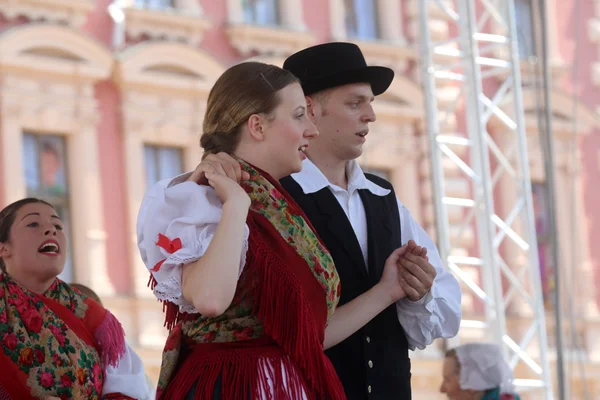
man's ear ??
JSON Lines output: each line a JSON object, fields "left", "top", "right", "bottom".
{"left": 305, "top": 96, "right": 318, "bottom": 124}
{"left": 246, "top": 114, "right": 266, "bottom": 142}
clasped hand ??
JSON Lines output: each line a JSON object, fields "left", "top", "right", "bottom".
{"left": 380, "top": 240, "right": 437, "bottom": 303}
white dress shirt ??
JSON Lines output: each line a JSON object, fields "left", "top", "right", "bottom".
{"left": 290, "top": 158, "right": 462, "bottom": 350}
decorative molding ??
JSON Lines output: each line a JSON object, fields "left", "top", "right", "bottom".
{"left": 0, "top": 24, "right": 113, "bottom": 296}
{"left": 115, "top": 41, "right": 222, "bottom": 93}
{"left": 226, "top": 24, "right": 315, "bottom": 57}
{"left": 349, "top": 39, "right": 416, "bottom": 73}
{"left": 0, "top": 24, "right": 113, "bottom": 80}
{"left": 121, "top": 5, "right": 211, "bottom": 46}
{"left": 0, "top": 0, "right": 94, "bottom": 28}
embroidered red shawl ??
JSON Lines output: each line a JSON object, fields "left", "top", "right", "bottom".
{"left": 0, "top": 273, "right": 127, "bottom": 400}
{"left": 149, "top": 161, "right": 345, "bottom": 399}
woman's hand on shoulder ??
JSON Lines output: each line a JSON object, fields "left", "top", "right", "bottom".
{"left": 187, "top": 152, "right": 250, "bottom": 185}
{"left": 206, "top": 171, "right": 250, "bottom": 208}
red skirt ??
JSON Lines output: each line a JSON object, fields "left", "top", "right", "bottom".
{"left": 163, "top": 336, "right": 317, "bottom": 399}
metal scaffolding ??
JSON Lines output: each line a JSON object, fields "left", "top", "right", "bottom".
{"left": 418, "top": 1, "right": 552, "bottom": 398}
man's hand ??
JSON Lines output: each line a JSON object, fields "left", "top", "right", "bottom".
{"left": 397, "top": 240, "right": 436, "bottom": 301}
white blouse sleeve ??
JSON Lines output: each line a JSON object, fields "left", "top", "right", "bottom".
{"left": 103, "top": 342, "right": 155, "bottom": 400}
{"left": 136, "top": 172, "right": 250, "bottom": 314}
{"left": 394, "top": 198, "right": 462, "bottom": 350}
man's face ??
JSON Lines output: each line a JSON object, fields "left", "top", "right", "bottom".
{"left": 307, "top": 83, "right": 376, "bottom": 163}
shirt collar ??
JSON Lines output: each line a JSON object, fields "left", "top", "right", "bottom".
{"left": 291, "top": 158, "right": 391, "bottom": 197}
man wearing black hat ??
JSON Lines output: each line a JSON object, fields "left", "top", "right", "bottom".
{"left": 280, "top": 42, "right": 462, "bottom": 399}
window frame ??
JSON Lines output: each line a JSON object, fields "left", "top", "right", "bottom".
{"left": 22, "top": 132, "right": 74, "bottom": 282}
{"left": 143, "top": 143, "right": 185, "bottom": 188}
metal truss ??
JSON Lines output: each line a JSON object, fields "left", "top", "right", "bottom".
{"left": 418, "top": 1, "right": 552, "bottom": 398}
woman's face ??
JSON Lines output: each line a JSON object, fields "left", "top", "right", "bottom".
{"left": 0, "top": 202, "right": 67, "bottom": 280}
{"left": 440, "top": 356, "right": 478, "bottom": 400}
{"left": 261, "top": 82, "right": 318, "bottom": 178}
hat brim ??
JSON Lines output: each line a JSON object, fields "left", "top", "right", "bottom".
{"left": 300, "top": 66, "right": 394, "bottom": 97}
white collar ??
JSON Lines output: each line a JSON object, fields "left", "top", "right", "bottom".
{"left": 291, "top": 158, "right": 391, "bottom": 196}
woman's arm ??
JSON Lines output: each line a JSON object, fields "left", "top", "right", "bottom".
{"left": 182, "top": 199, "right": 250, "bottom": 317}
{"left": 324, "top": 283, "right": 396, "bottom": 349}
{"left": 323, "top": 246, "right": 409, "bottom": 349}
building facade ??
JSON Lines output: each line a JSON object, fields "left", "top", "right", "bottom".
{"left": 0, "top": 0, "right": 599, "bottom": 397}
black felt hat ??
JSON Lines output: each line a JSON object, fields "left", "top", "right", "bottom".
{"left": 283, "top": 42, "right": 394, "bottom": 96}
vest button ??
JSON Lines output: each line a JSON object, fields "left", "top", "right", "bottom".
{"left": 368, "top": 385, "right": 372, "bottom": 393}
{"left": 366, "top": 336, "right": 371, "bottom": 343}
{"left": 368, "top": 360, "right": 373, "bottom": 368}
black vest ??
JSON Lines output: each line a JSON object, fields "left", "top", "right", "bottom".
{"left": 280, "top": 174, "right": 411, "bottom": 400}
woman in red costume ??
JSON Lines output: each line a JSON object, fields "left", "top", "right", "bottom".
{"left": 0, "top": 198, "right": 152, "bottom": 400}
{"left": 137, "top": 61, "right": 423, "bottom": 399}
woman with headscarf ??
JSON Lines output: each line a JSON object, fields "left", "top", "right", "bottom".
{"left": 0, "top": 198, "right": 152, "bottom": 400}
{"left": 440, "top": 343, "right": 521, "bottom": 400}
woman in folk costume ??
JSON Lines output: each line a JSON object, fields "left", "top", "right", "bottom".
{"left": 440, "top": 343, "right": 521, "bottom": 400}
{"left": 137, "top": 61, "right": 416, "bottom": 399}
{"left": 0, "top": 198, "right": 152, "bottom": 400}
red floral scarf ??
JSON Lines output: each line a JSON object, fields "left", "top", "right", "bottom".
{"left": 0, "top": 273, "right": 126, "bottom": 400}
{"left": 150, "top": 161, "right": 345, "bottom": 399}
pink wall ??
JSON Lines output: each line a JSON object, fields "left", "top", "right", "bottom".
{"left": 553, "top": 0, "right": 600, "bottom": 309}
{"left": 81, "top": 0, "right": 132, "bottom": 293}
{"left": 303, "top": 0, "right": 332, "bottom": 42}
{"left": 95, "top": 81, "right": 133, "bottom": 294}
{"left": 199, "top": 0, "right": 240, "bottom": 66}
{"left": 83, "top": 0, "right": 114, "bottom": 47}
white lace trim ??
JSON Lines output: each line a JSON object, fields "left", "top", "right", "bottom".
{"left": 152, "top": 235, "right": 249, "bottom": 315}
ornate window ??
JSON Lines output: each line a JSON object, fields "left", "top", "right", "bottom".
{"left": 143, "top": 145, "right": 184, "bottom": 188}
{"left": 329, "top": 0, "right": 409, "bottom": 70}
{"left": 116, "top": 41, "right": 224, "bottom": 352}
{"left": 113, "top": 0, "right": 211, "bottom": 45}
{"left": 344, "top": 0, "right": 378, "bottom": 40}
{"left": 0, "top": 24, "right": 113, "bottom": 294}
{"left": 330, "top": 0, "right": 404, "bottom": 43}
{"left": 22, "top": 133, "right": 74, "bottom": 282}
{"left": 116, "top": 41, "right": 223, "bottom": 299}
{"left": 134, "top": 0, "right": 173, "bottom": 9}
{"left": 242, "top": 0, "right": 279, "bottom": 26}
{"left": 514, "top": 0, "right": 535, "bottom": 58}
{"left": 226, "top": 0, "right": 314, "bottom": 56}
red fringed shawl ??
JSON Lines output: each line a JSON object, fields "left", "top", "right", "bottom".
{"left": 0, "top": 273, "right": 127, "bottom": 400}
{"left": 150, "top": 161, "right": 346, "bottom": 399}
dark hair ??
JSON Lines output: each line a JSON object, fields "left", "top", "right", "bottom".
{"left": 200, "top": 61, "right": 299, "bottom": 158}
{"left": 0, "top": 198, "right": 54, "bottom": 272}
